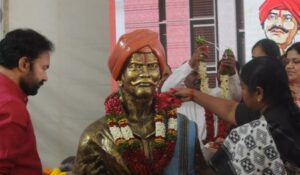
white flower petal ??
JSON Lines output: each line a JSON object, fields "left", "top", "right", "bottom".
{"left": 109, "top": 126, "right": 123, "bottom": 141}
{"left": 155, "top": 122, "right": 166, "bottom": 137}
{"left": 168, "top": 118, "right": 177, "bottom": 130}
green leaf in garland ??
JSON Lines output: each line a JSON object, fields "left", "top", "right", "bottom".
{"left": 196, "top": 35, "right": 206, "bottom": 46}
{"left": 225, "top": 48, "right": 233, "bottom": 55}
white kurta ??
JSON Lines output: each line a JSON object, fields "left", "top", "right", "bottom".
{"left": 161, "top": 62, "right": 242, "bottom": 145}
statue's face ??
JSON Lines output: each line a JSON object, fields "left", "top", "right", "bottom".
{"left": 121, "top": 49, "right": 161, "bottom": 99}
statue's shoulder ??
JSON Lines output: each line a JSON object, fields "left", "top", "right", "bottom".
{"left": 74, "top": 117, "right": 128, "bottom": 174}
{"left": 84, "top": 117, "right": 108, "bottom": 132}
{"left": 77, "top": 117, "right": 112, "bottom": 148}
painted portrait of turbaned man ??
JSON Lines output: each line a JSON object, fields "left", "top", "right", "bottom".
{"left": 259, "top": 0, "right": 300, "bottom": 54}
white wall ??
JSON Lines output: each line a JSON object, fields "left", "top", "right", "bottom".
{"left": 217, "top": 0, "right": 237, "bottom": 59}
{"left": 8, "top": 0, "right": 110, "bottom": 168}
{"left": 244, "top": 0, "right": 265, "bottom": 62}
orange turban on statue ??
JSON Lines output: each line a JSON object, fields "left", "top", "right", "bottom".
{"left": 259, "top": 0, "right": 300, "bottom": 24}
{"left": 108, "top": 29, "right": 166, "bottom": 80}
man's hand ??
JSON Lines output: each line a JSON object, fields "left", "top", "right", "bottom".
{"left": 219, "top": 53, "right": 236, "bottom": 76}
{"left": 189, "top": 48, "right": 208, "bottom": 70}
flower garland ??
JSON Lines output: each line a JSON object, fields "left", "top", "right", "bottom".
{"left": 196, "top": 36, "right": 229, "bottom": 143}
{"left": 220, "top": 48, "right": 233, "bottom": 100}
{"left": 198, "top": 60, "right": 215, "bottom": 143}
{"left": 220, "top": 75, "right": 229, "bottom": 99}
{"left": 198, "top": 61, "right": 210, "bottom": 94}
{"left": 216, "top": 49, "right": 236, "bottom": 139}
{"left": 203, "top": 73, "right": 229, "bottom": 142}
{"left": 196, "top": 37, "right": 215, "bottom": 143}
{"left": 105, "top": 90, "right": 181, "bottom": 175}
{"left": 218, "top": 65, "right": 230, "bottom": 139}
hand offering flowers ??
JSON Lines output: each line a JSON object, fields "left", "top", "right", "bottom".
{"left": 169, "top": 88, "right": 195, "bottom": 102}
{"left": 219, "top": 49, "right": 236, "bottom": 76}
{"left": 155, "top": 88, "right": 182, "bottom": 111}
{"left": 195, "top": 35, "right": 209, "bottom": 59}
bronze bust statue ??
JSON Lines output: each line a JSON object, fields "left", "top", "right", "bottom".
{"left": 73, "top": 29, "right": 209, "bottom": 175}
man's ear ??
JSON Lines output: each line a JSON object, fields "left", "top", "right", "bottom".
{"left": 18, "top": 56, "right": 30, "bottom": 73}
{"left": 255, "top": 86, "right": 264, "bottom": 102}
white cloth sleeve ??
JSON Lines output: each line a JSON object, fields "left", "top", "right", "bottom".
{"left": 228, "top": 73, "right": 242, "bottom": 102}
{"left": 161, "top": 62, "right": 193, "bottom": 92}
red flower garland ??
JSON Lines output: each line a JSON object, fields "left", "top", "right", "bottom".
{"left": 217, "top": 119, "right": 228, "bottom": 139}
{"left": 204, "top": 109, "right": 214, "bottom": 143}
{"left": 196, "top": 36, "right": 228, "bottom": 144}
{"left": 204, "top": 110, "right": 228, "bottom": 143}
{"left": 104, "top": 91, "right": 181, "bottom": 175}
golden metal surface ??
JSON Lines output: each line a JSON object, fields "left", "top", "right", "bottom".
{"left": 73, "top": 49, "right": 209, "bottom": 174}
{"left": 73, "top": 51, "right": 161, "bottom": 174}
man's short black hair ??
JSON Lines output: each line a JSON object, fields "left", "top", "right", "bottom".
{"left": 0, "top": 28, "right": 54, "bottom": 69}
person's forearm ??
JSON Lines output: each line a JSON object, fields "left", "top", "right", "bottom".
{"left": 192, "top": 90, "right": 238, "bottom": 125}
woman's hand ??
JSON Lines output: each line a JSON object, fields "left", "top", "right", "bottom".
{"left": 172, "top": 88, "right": 196, "bottom": 102}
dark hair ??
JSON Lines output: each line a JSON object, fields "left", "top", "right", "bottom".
{"left": 0, "top": 28, "right": 54, "bottom": 69}
{"left": 285, "top": 42, "right": 300, "bottom": 56}
{"left": 241, "top": 56, "right": 300, "bottom": 127}
{"left": 252, "top": 38, "right": 281, "bottom": 59}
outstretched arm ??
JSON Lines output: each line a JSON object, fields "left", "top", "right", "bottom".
{"left": 173, "top": 88, "right": 238, "bottom": 125}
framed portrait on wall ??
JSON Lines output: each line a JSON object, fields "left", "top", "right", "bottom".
{"left": 244, "top": 0, "right": 300, "bottom": 61}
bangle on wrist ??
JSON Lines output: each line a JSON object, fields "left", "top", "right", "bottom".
{"left": 188, "top": 89, "right": 195, "bottom": 100}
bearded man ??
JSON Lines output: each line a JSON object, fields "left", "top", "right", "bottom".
{"left": 0, "top": 29, "right": 54, "bottom": 175}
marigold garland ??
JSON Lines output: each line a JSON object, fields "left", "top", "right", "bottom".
{"left": 104, "top": 91, "right": 181, "bottom": 175}
{"left": 43, "top": 168, "right": 66, "bottom": 175}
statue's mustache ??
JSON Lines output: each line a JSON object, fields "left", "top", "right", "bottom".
{"left": 131, "top": 79, "right": 156, "bottom": 86}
